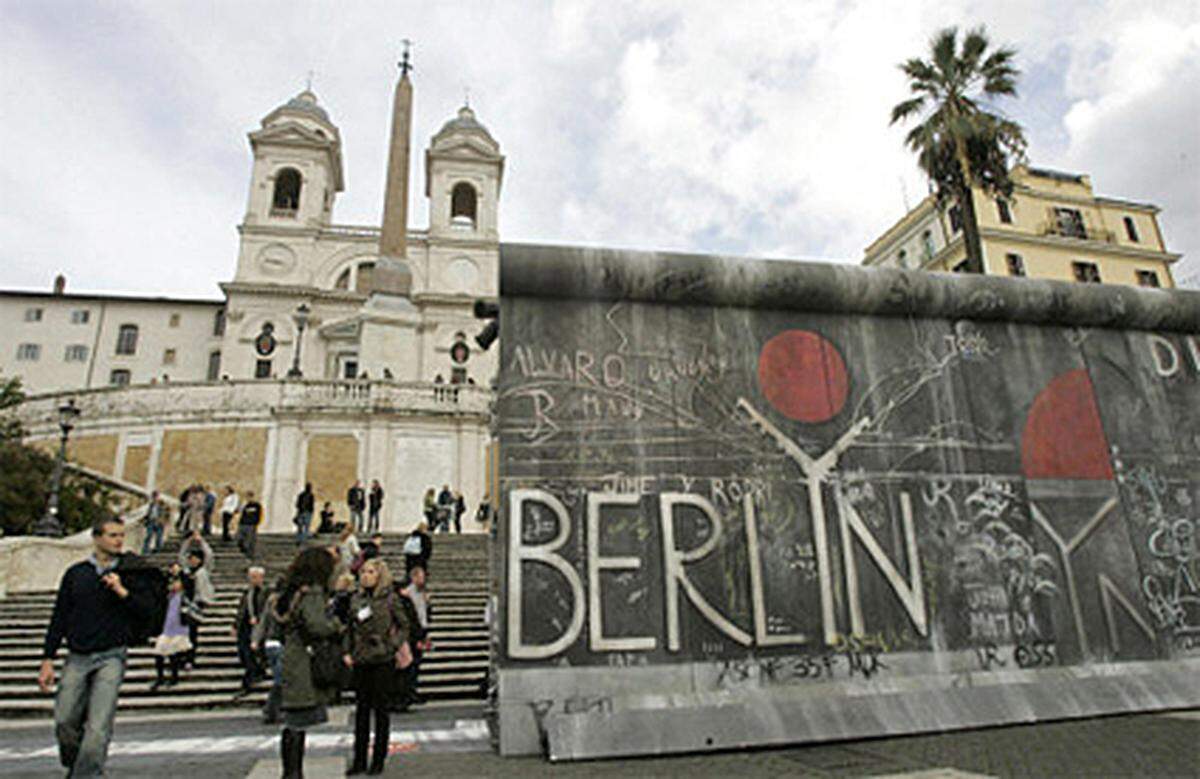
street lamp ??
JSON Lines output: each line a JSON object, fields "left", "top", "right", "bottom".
{"left": 287, "top": 303, "right": 311, "bottom": 379}
{"left": 32, "top": 398, "right": 81, "bottom": 537}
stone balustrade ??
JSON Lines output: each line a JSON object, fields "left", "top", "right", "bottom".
{"left": 13, "top": 378, "right": 491, "bottom": 435}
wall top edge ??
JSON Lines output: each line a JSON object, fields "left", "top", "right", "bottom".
{"left": 499, "top": 243, "right": 1200, "bottom": 334}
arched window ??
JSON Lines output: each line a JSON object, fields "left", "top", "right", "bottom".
{"left": 450, "top": 182, "right": 477, "bottom": 226}
{"left": 116, "top": 324, "right": 139, "bottom": 355}
{"left": 272, "top": 168, "right": 302, "bottom": 213}
{"left": 335, "top": 268, "right": 351, "bottom": 290}
{"left": 354, "top": 262, "right": 376, "bottom": 293}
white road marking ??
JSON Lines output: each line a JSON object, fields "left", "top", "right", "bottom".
{"left": 0, "top": 719, "right": 489, "bottom": 761}
{"left": 873, "top": 771, "right": 997, "bottom": 779}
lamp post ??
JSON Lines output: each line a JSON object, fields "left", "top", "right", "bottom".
{"left": 287, "top": 303, "right": 311, "bottom": 379}
{"left": 32, "top": 398, "right": 81, "bottom": 537}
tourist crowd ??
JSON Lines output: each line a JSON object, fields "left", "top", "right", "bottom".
{"left": 40, "top": 486, "right": 447, "bottom": 777}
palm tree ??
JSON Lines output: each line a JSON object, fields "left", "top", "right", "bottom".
{"left": 891, "top": 26, "right": 1027, "bottom": 274}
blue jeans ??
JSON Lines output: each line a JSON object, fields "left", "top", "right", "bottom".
{"left": 141, "top": 522, "right": 163, "bottom": 554}
{"left": 294, "top": 511, "right": 312, "bottom": 545}
{"left": 263, "top": 644, "right": 284, "bottom": 722}
{"left": 54, "top": 647, "right": 127, "bottom": 778}
{"left": 368, "top": 508, "right": 380, "bottom": 533}
{"left": 351, "top": 508, "right": 364, "bottom": 533}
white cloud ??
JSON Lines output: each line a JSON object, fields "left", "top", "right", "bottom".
{"left": 0, "top": 1, "right": 1196, "bottom": 295}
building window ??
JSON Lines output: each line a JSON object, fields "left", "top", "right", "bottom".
{"left": 255, "top": 359, "right": 272, "bottom": 379}
{"left": 206, "top": 350, "right": 222, "bottom": 380}
{"left": 1006, "top": 253, "right": 1026, "bottom": 277}
{"left": 355, "top": 262, "right": 376, "bottom": 293}
{"left": 271, "top": 167, "right": 302, "bottom": 213}
{"left": 213, "top": 308, "right": 226, "bottom": 337}
{"left": 1136, "top": 270, "right": 1160, "bottom": 288}
{"left": 896, "top": 249, "right": 907, "bottom": 268}
{"left": 335, "top": 269, "right": 351, "bottom": 290}
{"left": 163, "top": 348, "right": 177, "bottom": 365}
{"left": 450, "top": 182, "right": 477, "bottom": 227}
{"left": 997, "top": 199, "right": 1013, "bottom": 224}
{"left": 1124, "top": 216, "right": 1140, "bottom": 243}
{"left": 24, "top": 308, "right": 43, "bottom": 322}
{"left": 921, "top": 230, "right": 935, "bottom": 260}
{"left": 952, "top": 260, "right": 969, "bottom": 273}
{"left": 168, "top": 313, "right": 181, "bottom": 328}
{"left": 109, "top": 369, "right": 131, "bottom": 386}
{"left": 342, "top": 359, "right": 359, "bottom": 380}
{"left": 1072, "top": 261, "right": 1102, "bottom": 283}
{"left": 1054, "top": 207, "right": 1087, "bottom": 239}
{"left": 948, "top": 205, "right": 963, "bottom": 234}
{"left": 70, "top": 309, "right": 90, "bottom": 325}
{"left": 115, "top": 324, "right": 139, "bottom": 355}
{"left": 64, "top": 344, "right": 89, "bottom": 362}
{"left": 16, "top": 343, "right": 41, "bottom": 361}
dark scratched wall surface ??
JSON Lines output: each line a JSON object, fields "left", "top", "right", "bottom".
{"left": 492, "top": 244, "right": 1200, "bottom": 754}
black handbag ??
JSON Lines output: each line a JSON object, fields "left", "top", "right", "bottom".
{"left": 308, "top": 638, "right": 350, "bottom": 690}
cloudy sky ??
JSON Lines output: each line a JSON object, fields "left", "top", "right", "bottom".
{"left": 2, "top": 0, "right": 1198, "bottom": 298}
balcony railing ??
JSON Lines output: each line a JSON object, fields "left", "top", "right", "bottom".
{"left": 1037, "top": 221, "right": 1115, "bottom": 244}
{"left": 11, "top": 379, "right": 490, "bottom": 434}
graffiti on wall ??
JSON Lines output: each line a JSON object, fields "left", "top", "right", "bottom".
{"left": 497, "top": 299, "right": 1199, "bottom": 677}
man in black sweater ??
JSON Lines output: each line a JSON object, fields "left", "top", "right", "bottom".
{"left": 40, "top": 516, "right": 159, "bottom": 778}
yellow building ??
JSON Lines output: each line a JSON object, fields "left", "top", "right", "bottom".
{"left": 863, "top": 165, "right": 1181, "bottom": 288}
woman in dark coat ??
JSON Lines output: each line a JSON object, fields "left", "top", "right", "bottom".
{"left": 275, "top": 547, "right": 342, "bottom": 779}
{"left": 342, "top": 558, "right": 411, "bottom": 775}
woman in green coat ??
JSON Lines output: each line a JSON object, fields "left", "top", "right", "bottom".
{"left": 342, "top": 558, "right": 412, "bottom": 775}
{"left": 275, "top": 547, "right": 342, "bottom": 779}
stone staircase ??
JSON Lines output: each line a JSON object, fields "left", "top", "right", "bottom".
{"left": 0, "top": 532, "right": 491, "bottom": 718}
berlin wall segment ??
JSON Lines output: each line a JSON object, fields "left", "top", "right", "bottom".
{"left": 491, "top": 244, "right": 1200, "bottom": 757}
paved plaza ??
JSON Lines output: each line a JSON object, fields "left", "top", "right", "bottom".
{"left": 0, "top": 703, "right": 1195, "bottom": 777}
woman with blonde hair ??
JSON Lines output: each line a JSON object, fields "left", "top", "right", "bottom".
{"left": 342, "top": 558, "right": 411, "bottom": 775}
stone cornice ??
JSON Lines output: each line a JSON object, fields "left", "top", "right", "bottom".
{"left": 220, "top": 281, "right": 366, "bottom": 303}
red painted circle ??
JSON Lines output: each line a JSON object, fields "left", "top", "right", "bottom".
{"left": 757, "top": 330, "right": 849, "bottom": 423}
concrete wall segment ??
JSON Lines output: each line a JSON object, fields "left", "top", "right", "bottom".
{"left": 499, "top": 243, "right": 1200, "bottom": 333}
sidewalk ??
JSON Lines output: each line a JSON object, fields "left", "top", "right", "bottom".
{"left": 2, "top": 705, "right": 1196, "bottom": 777}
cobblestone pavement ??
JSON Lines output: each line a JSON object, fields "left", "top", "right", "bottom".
{"left": 0, "top": 706, "right": 1196, "bottom": 777}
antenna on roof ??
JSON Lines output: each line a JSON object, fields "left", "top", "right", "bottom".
{"left": 463, "top": 85, "right": 470, "bottom": 108}
{"left": 399, "top": 39, "right": 413, "bottom": 76}
{"left": 306, "top": 70, "right": 314, "bottom": 91}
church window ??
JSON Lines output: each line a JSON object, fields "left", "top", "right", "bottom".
{"left": 206, "top": 350, "right": 222, "bottom": 380}
{"left": 996, "top": 198, "right": 1012, "bottom": 224}
{"left": 450, "top": 182, "right": 477, "bottom": 227}
{"left": 213, "top": 308, "right": 226, "bottom": 336}
{"left": 272, "top": 168, "right": 302, "bottom": 214}
{"left": 115, "top": 324, "right": 139, "bottom": 355}
{"left": 1136, "top": 269, "right": 1160, "bottom": 288}
{"left": 335, "top": 269, "right": 351, "bottom": 290}
{"left": 354, "top": 262, "right": 375, "bottom": 293}
{"left": 109, "top": 369, "right": 131, "bottom": 386}
{"left": 255, "top": 359, "right": 273, "bottom": 379}
{"left": 163, "top": 348, "right": 177, "bottom": 365}
{"left": 168, "top": 312, "right": 181, "bottom": 328}
{"left": 897, "top": 249, "right": 907, "bottom": 268}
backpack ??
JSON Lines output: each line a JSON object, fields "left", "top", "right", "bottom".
{"left": 403, "top": 534, "right": 422, "bottom": 556}
{"left": 117, "top": 553, "right": 167, "bottom": 645}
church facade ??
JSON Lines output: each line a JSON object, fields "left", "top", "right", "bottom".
{"left": 4, "top": 67, "right": 501, "bottom": 533}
